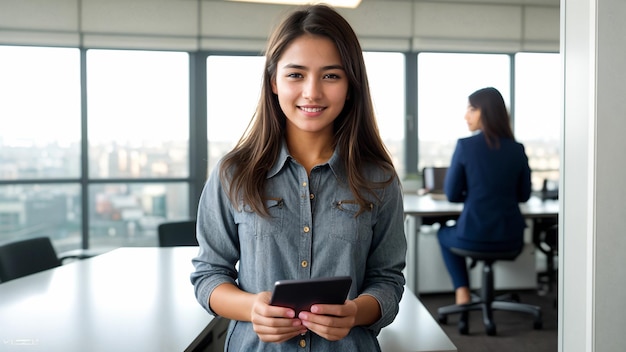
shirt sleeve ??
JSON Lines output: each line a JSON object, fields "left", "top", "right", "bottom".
{"left": 190, "top": 166, "right": 240, "bottom": 315}
{"left": 359, "top": 176, "right": 407, "bottom": 334}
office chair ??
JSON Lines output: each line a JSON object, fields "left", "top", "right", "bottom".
{"left": 533, "top": 178, "right": 559, "bottom": 294}
{"left": 0, "top": 237, "right": 62, "bottom": 283}
{"left": 437, "top": 247, "right": 543, "bottom": 336}
{"left": 533, "top": 218, "right": 558, "bottom": 294}
{"left": 157, "top": 220, "right": 198, "bottom": 247}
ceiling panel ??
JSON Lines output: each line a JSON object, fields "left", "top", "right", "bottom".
{"left": 203, "top": 0, "right": 560, "bottom": 6}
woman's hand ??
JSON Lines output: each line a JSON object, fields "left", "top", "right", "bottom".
{"left": 250, "top": 291, "right": 308, "bottom": 343}
{"left": 297, "top": 300, "right": 358, "bottom": 341}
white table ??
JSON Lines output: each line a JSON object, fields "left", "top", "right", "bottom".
{"left": 403, "top": 194, "right": 559, "bottom": 294}
{"left": 0, "top": 247, "right": 215, "bottom": 352}
{"left": 378, "top": 288, "right": 457, "bottom": 352}
{"left": 0, "top": 246, "right": 457, "bottom": 352}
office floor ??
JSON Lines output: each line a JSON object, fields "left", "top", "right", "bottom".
{"left": 419, "top": 289, "right": 558, "bottom": 352}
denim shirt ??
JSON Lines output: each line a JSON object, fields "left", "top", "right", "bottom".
{"left": 191, "top": 142, "right": 406, "bottom": 352}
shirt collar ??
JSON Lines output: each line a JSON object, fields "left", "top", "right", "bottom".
{"left": 267, "top": 139, "right": 346, "bottom": 182}
{"left": 267, "top": 140, "right": 291, "bottom": 179}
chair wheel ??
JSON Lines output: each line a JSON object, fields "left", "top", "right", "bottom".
{"left": 438, "top": 314, "right": 448, "bottom": 324}
{"left": 534, "top": 320, "right": 543, "bottom": 330}
{"left": 510, "top": 293, "right": 520, "bottom": 302}
{"left": 458, "top": 312, "right": 469, "bottom": 335}
{"left": 486, "top": 323, "right": 496, "bottom": 336}
{"left": 458, "top": 319, "right": 469, "bottom": 335}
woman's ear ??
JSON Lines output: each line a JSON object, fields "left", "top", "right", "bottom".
{"left": 271, "top": 78, "right": 278, "bottom": 95}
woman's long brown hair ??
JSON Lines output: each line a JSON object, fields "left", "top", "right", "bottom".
{"left": 469, "top": 87, "right": 515, "bottom": 149}
{"left": 219, "top": 4, "right": 397, "bottom": 216}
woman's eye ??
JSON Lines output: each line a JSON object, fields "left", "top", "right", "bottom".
{"left": 286, "top": 72, "right": 303, "bottom": 79}
{"left": 324, "top": 73, "right": 341, "bottom": 79}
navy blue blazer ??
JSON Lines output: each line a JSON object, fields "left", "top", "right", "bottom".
{"left": 444, "top": 133, "right": 531, "bottom": 248}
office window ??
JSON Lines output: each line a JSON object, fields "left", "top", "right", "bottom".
{"left": 86, "top": 50, "right": 191, "bottom": 248}
{"left": 0, "top": 184, "right": 81, "bottom": 253}
{"left": 363, "top": 52, "right": 406, "bottom": 179}
{"left": 417, "top": 53, "right": 510, "bottom": 170}
{"left": 0, "top": 46, "right": 81, "bottom": 180}
{"left": 87, "top": 50, "right": 190, "bottom": 179}
{"left": 206, "top": 55, "right": 265, "bottom": 173}
{"left": 515, "top": 53, "right": 561, "bottom": 190}
{"left": 206, "top": 52, "right": 406, "bottom": 179}
{"left": 0, "top": 46, "right": 82, "bottom": 251}
{"left": 89, "top": 183, "right": 189, "bottom": 248}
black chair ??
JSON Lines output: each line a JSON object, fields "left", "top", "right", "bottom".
{"left": 437, "top": 247, "right": 543, "bottom": 336}
{"left": 157, "top": 220, "right": 198, "bottom": 247}
{"left": 533, "top": 217, "right": 558, "bottom": 294}
{"left": 533, "top": 178, "right": 559, "bottom": 294}
{"left": 0, "top": 237, "right": 62, "bottom": 283}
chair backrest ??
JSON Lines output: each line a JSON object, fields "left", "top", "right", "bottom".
{"left": 0, "top": 237, "right": 61, "bottom": 283}
{"left": 157, "top": 220, "right": 198, "bottom": 247}
{"left": 540, "top": 178, "right": 559, "bottom": 200}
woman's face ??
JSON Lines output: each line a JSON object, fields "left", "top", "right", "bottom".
{"left": 464, "top": 103, "right": 482, "bottom": 132}
{"left": 272, "top": 34, "right": 349, "bottom": 138}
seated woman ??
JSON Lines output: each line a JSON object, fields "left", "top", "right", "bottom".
{"left": 437, "top": 87, "right": 531, "bottom": 305}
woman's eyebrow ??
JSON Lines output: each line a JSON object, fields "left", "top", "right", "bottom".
{"left": 323, "top": 64, "right": 345, "bottom": 71}
{"left": 281, "top": 63, "right": 345, "bottom": 71}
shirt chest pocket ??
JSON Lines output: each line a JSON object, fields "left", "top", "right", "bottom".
{"left": 235, "top": 198, "right": 285, "bottom": 239}
{"left": 329, "top": 200, "right": 372, "bottom": 243}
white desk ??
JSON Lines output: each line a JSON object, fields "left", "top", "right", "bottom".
{"left": 403, "top": 194, "right": 559, "bottom": 294}
{"left": 403, "top": 193, "right": 558, "bottom": 219}
{"left": 0, "top": 246, "right": 456, "bottom": 352}
{"left": 0, "top": 247, "right": 216, "bottom": 352}
{"left": 378, "top": 288, "right": 457, "bottom": 352}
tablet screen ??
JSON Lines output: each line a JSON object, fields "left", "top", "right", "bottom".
{"left": 269, "top": 276, "right": 352, "bottom": 315}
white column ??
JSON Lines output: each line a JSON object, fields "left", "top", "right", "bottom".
{"left": 561, "top": 0, "right": 626, "bottom": 351}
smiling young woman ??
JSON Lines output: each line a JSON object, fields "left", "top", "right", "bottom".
{"left": 191, "top": 4, "right": 407, "bottom": 352}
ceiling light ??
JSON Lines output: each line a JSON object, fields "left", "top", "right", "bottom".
{"left": 227, "top": 0, "right": 362, "bottom": 9}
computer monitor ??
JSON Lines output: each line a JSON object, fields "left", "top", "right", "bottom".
{"left": 423, "top": 167, "right": 448, "bottom": 194}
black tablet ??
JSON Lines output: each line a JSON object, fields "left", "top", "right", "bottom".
{"left": 269, "top": 276, "right": 352, "bottom": 315}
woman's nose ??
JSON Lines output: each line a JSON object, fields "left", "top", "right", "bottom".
{"left": 302, "top": 78, "right": 322, "bottom": 100}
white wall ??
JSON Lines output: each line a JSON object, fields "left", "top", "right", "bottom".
{"left": 561, "top": 0, "right": 626, "bottom": 350}
{"left": 0, "top": 0, "right": 559, "bottom": 52}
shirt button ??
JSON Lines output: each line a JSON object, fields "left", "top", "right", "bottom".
{"left": 302, "top": 182, "right": 307, "bottom": 187}
{"left": 303, "top": 226, "right": 310, "bottom": 233}
{"left": 301, "top": 260, "right": 308, "bottom": 268}
{"left": 299, "top": 339, "right": 306, "bottom": 348}
{"left": 309, "top": 193, "right": 314, "bottom": 200}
